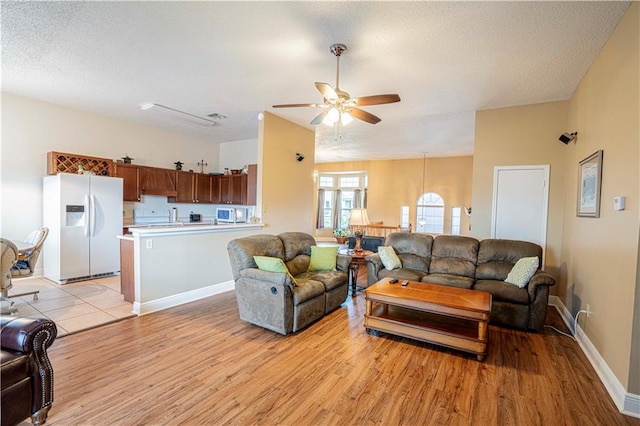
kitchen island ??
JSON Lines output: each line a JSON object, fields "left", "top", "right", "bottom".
{"left": 118, "top": 223, "right": 264, "bottom": 315}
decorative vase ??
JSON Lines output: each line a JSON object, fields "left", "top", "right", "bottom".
{"left": 335, "top": 237, "right": 347, "bottom": 244}
{"left": 354, "top": 234, "right": 363, "bottom": 252}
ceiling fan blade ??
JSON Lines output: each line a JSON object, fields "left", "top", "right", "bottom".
{"left": 310, "top": 109, "right": 330, "bottom": 126}
{"left": 353, "top": 94, "right": 401, "bottom": 106}
{"left": 272, "top": 103, "right": 319, "bottom": 108}
{"left": 315, "top": 82, "right": 338, "bottom": 101}
{"left": 350, "top": 107, "right": 381, "bottom": 124}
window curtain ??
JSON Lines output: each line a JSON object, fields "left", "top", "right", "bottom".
{"left": 354, "top": 189, "right": 362, "bottom": 208}
{"left": 316, "top": 189, "right": 325, "bottom": 229}
{"left": 332, "top": 189, "right": 342, "bottom": 229}
{"left": 363, "top": 188, "right": 368, "bottom": 209}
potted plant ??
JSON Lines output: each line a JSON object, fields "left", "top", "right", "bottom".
{"left": 333, "top": 228, "right": 349, "bottom": 244}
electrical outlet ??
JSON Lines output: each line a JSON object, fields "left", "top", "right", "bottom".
{"left": 146, "top": 239, "right": 153, "bottom": 249}
{"left": 586, "top": 304, "right": 591, "bottom": 317}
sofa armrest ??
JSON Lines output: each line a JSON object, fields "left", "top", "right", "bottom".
{"left": 0, "top": 316, "right": 57, "bottom": 354}
{"left": 0, "top": 316, "right": 57, "bottom": 414}
{"left": 337, "top": 254, "right": 352, "bottom": 273}
{"left": 239, "top": 268, "right": 295, "bottom": 288}
{"left": 527, "top": 271, "right": 555, "bottom": 300}
{"left": 365, "top": 253, "right": 384, "bottom": 285}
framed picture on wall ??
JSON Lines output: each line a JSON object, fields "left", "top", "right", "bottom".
{"left": 577, "top": 150, "right": 603, "bottom": 218}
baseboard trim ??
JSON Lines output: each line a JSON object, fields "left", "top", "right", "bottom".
{"left": 548, "top": 296, "right": 640, "bottom": 419}
{"left": 133, "top": 281, "right": 235, "bottom": 316}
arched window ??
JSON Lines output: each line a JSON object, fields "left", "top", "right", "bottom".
{"left": 416, "top": 192, "right": 444, "bottom": 234}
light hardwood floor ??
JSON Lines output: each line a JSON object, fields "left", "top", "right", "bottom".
{"left": 43, "top": 289, "right": 639, "bottom": 425}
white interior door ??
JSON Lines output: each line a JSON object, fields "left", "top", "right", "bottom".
{"left": 491, "top": 165, "right": 549, "bottom": 265}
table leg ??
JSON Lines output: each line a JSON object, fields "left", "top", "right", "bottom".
{"left": 477, "top": 320, "right": 488, "bottom": 361}
{"left": 350, "top": 264, "right": 359, "bottom": 296}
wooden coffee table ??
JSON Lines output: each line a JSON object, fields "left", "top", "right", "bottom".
{"left": 364, "top": 277, "right": 492, "bottom": 361}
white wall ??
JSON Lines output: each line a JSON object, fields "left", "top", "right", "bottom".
{"left": 219, "top": 138, "right": 258, "bottom": 170}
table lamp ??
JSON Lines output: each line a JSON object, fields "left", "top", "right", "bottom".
{"left": 349, "top": 208, "right": 370, "bottom": 252}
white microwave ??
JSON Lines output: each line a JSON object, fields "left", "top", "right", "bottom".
{"left": 217, "top": 207, "right": 248, "bottom": 223}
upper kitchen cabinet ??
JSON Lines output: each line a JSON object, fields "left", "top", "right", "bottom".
{"left": 114, "top": 163, "right": 141, "bottom": 202}
{"left": 139, "top": 167, "right": 178, "bottom": 197}
{"left": 216, "top": 164, "right": 257, "bottom": 205}
{"left": 170, "top": 171, "right": 213, "bottom": 203}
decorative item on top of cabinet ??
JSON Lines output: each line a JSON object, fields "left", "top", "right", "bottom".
{"left": 47, "top": 151, "right": 114, "bottom": 176}
{"left": 114, "top": 163, "right": 141, "bottom": 202}
{"left": 174, "top": 161, "right": 183, "bottom": 171}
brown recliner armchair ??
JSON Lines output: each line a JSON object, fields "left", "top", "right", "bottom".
{"left": 1, "top": 316, "right": 57, "bottom": 426}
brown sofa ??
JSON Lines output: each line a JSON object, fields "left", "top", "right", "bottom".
{"left": 366, "top": 233, "right": 556, "bottom": 331}
{"left": 227, "top": 232, "right": 350, "bottom": 335}
{"left": 1, "top": 316, "right": 57, "bottom": 426}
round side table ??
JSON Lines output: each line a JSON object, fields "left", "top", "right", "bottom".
{"left": 339, "top": 249, "right": 374, "bottom": 296}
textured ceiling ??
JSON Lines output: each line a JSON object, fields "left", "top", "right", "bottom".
{"left": 1, "top": 1, "right": 630, "bottom": 163}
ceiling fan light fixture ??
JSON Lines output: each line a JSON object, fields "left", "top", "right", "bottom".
{"left": 323, "top": 107, "right": 340, "bottom": 126}
{"left": 341, "top": 111, "right": 353, "bottom": 125}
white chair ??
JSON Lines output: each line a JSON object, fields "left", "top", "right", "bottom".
{"left": 1, "top": 238, "right": 19, "bottom": 314}
{"left": 7, "top": 227, "right": 48, "bottom": 305}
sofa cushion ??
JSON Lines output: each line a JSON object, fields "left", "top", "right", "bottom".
{"left": 278, "top": 232, "right": 315, "bottom": 261}
{"left": 429, "top": 235, "right": 479, "bottom": 279}
{"left": 378, "top": 246, "right": 402, "bottom": 270}
{"left": 308, "top": 246, "right": 338, "bottom": 271}
{"left": 285, "top": 255, "right": 310, "bottom": 277}
{"left": 297, "top": 271, "right": 347, "bottom": 292}
{"left": 476, "top": 239, "right": 542, "bottom": 281}
{"left": 378, "top": 268, "right": 427, "bottom": 282}
{"left": 423, "top": 273, "right": 474, "bottom": 289}
{"left": 387, "top": 233, "right": 433, "bottom": 257}
{"left": 227, "top": 235, "right": 285, "bottom": 281}
{"left": 253, "top": 256, "right": 298, "bottom": 286}
{"left": 474, "top": 279, "right": 530, "bottom": 304}
{"left": 505, "top": 257, "right": 539, "bottom": 288}
{"left": 292, "top": 279, "right": 326, "bottom": 305}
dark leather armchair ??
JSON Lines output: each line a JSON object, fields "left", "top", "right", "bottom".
{"left": 1, "top": 316, "right": 57, "bottom": 426}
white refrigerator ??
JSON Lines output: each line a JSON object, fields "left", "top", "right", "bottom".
{"left": 43, "top": 174, "right": 123, "bottom": 284}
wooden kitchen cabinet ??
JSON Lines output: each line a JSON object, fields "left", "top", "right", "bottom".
{"left": 119, "top": 238, "right": 134, "bottom": 303}
{"left": 114, "top": 163, "right": 141, "bottom": 202}
{"left": 140, "top": 166, "right": 178, "bottom": 197}
{"left": 171, "top": 171, "right": 213, "bottom": 203}
{"left": 214, "top": 164, "right": 257, "bottom": 205}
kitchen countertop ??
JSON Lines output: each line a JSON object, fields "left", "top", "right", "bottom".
{"left": 123, "top": 222, "right": 263, "bottom": 236}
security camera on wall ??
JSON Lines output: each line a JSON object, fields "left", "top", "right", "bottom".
{"left": 559, "top": 132, "right": 578, "bottom": 144}
{"left": 296, "top": 153, "right": 305, "bottom": 162}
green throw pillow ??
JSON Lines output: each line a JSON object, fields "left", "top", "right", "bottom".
{"left": 505, "top": 256, "right": 539, "bottom": 288}
{"left": 253, "top": 256, "right": 298, "bottom": 286}
{"left": 308, "top": 246, "right": 338, "bottom": 271}
{"left": 378, "top": 246, "right": 402, "bottom": 270}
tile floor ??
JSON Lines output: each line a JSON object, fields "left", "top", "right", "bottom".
{"left": 3, "top": 275, "right": 134, "bottom": 337}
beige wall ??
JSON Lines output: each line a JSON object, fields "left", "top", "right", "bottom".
{"left": 472, "top": 101, "right": 569, "bottom": 280}
{"left": 473, "top": 3, "right": 639, "bottom": 395}
{"left": 562, "top": 2, "right": 639, "bottom": 392}
{"left": 259, "top": 112, "right": 315, "bottom": 234}
{"left": 315, "top": 156, "right": 473, "bottom": 238}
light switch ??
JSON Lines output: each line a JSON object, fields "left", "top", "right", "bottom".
{"left": 614, "top": 196, "right": 626, "bottom": 211}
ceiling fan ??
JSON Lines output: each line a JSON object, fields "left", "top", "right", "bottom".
{"left": 272, "top": 44, "right": 401, "bottom": 126}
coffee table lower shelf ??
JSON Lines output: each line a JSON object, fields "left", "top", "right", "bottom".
{"left": 365, "top": 304, "right": 488, "bottom": 360}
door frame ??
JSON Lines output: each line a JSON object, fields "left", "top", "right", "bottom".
{"left": 491, "top": 165, "right": 550, "bottom": 266}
